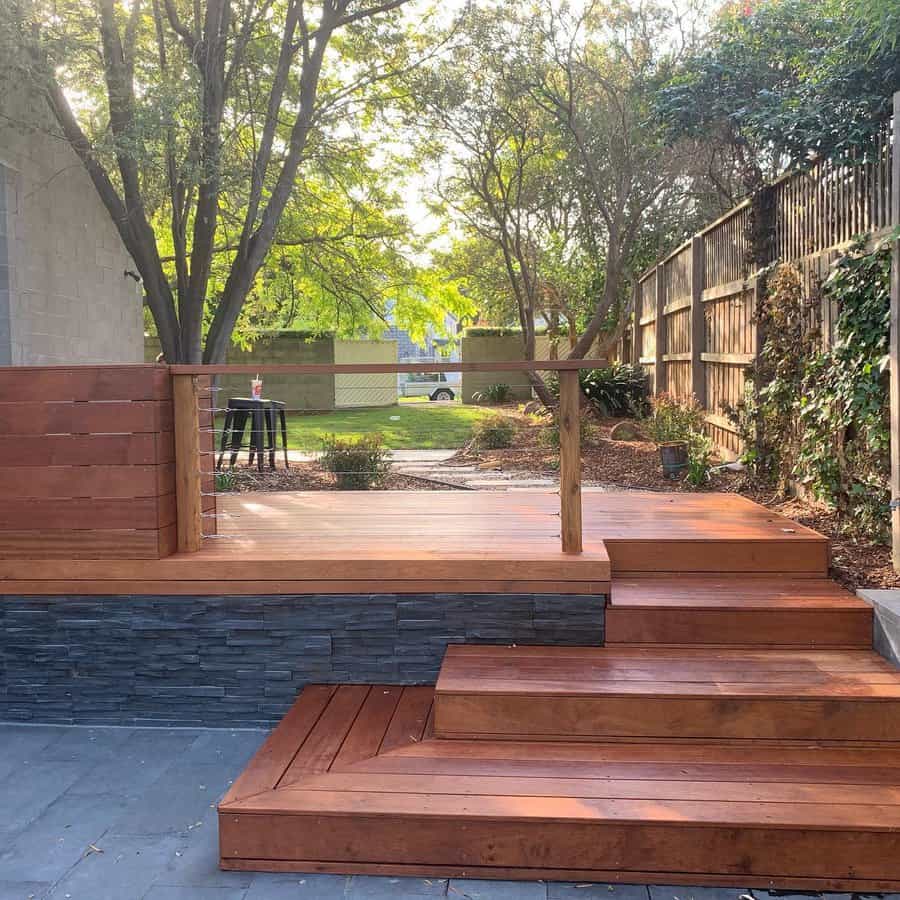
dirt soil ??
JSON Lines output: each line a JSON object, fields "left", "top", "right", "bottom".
{"left": 451, "top": 415, "right": 898, "bottom": 592}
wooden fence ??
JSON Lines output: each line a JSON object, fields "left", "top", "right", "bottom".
{"left": 620, "top": 111, "right": 896, "bottom": 457}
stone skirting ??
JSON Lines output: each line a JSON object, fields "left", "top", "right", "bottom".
{"left": 0, "top": 592, "right": 605, "bottom": 727}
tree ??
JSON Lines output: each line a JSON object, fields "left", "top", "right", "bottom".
{"left": 523, "top": 0, "right": 694, "bottom": 358}
{"left": 3, "top": 0, "right": 418, "bottom": 362}
{"left": 656, "top": 0, "right": 900, "bottom": 199}
{"left": 412, "top": 0, "right": 697, "bottom": 389}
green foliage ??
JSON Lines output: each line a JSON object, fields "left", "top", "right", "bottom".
{"left": 641, "top": 394, "right": 705, "bottom": 446}
{"left": 685, "top": 430, "right": 714, "bottom": 488}
{"left": 539, "top": 416, "right": 593, "bottom": 450}
{"left": 214, "top": 470, "right": 236, "bottom": 492}
{"left": 795, "top": 240, "right": 892, "bottom": 538}
{"left": 579, "top": 363, "right": 648, "bottom": 417}
{"left": 732, "top": 240, "right": 893, "bottom": 539}
{"left": 657, "top": 0, "right": 900, "bottom": 185}
{"left": 472, "top": 383, "right": 512, "bottom": 405}
{"left": 733, "top": 264, "right": 821, "bottom": 488}
{"left": 318, "top": 433, "right": 391, "bottom": 490}
{"left": 471, "top": 415, "right": 517, "bottom": 450}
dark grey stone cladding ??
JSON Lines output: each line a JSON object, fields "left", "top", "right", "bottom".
{"left": 1, "top": 592, "right": 605, "bottom": 727}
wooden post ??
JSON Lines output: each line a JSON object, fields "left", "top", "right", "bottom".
{"left": 631, "top": 283, "right": 641, "bottom": 368}
{"left": 690, "top": 235, "right": 707, "bottom": 408}
{"left": 558, "top": 370, "right": 582, "bottom": 554}
{"left": 655, "top": 265, "right": 667, "bottom": 394}
{"left": 889, "top": 91, "right": 900, "bottom": 570}
{"left": 173, "top": 373, "right": 203, "bottom": 553}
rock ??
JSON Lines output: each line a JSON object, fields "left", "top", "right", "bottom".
{"left": 523, "top": 400, "right": 545, "bottom": 416}
{"left": 610, "top": 420, "right": 641, "bottom": 441}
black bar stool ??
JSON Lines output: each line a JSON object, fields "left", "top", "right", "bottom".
{"left": 216, "top": 398, "right": 289, "bottom": 471}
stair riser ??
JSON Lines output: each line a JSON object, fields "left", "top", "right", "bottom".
{"left": 605, "top": 608, "right": 873, "bottom": 648}
{"left": 434, "top": 694, "right": 900, "bottom": 742}
{"left": 220, "top": 812, "right": 900, "bottom": 888}
{"left": 604, "top": 540, "right": 829, "bottom": 574}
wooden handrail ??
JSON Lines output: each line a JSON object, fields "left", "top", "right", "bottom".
{"left": 169, "top": 359, "right": 607, "bottom": 375}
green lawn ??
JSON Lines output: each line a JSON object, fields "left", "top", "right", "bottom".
{"left": 283, "top": 403, "right": 498, "bottom": 450}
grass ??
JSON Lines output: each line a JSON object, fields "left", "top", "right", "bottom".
{"left": 281, "top": 403, "right": 501, "bottom": 450}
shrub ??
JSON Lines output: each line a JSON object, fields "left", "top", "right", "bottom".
{"left": 539, "top": 415, "right": 593, "bottom": 449}
{"left": 471, "top": 414, "right": 516, "bottom": 449}
{"left": 319, "top": 432, "right": 391, "bottom": 490}
{"left": 579, "top": 363, "right": 648, "bottom": 417}
{"left": 685, "top": 430, "right": 714, "bottom": 487}
{"left": 641, "top": 393, "right": 705, "bottom": 445}
{"left": 215, "top": 470, "right": 236, "bottom": 492}
{"left": 472, "top": 383, "right": 512, "bottom": 404}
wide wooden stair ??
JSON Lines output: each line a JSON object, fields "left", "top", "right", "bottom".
{"left": 220, "top": 514, "right": 900, "bottom": 889}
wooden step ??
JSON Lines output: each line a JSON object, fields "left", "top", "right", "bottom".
{"left": 606, "top": 576, "right": 872, "bottom": 648}
{"left": 219, "top": 684, "right": 900, "bottom": 889}
{"left": 433, "top": 645, "right": 900, "bottom": 742}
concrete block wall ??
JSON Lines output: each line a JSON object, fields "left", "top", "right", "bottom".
{"left": 0, "top": 81, "right": 143, "bottom": 366}
{"left": 0, "top": 592, "right": 606, "bottom": 727}
{"left": 333, "top": 338, "right": 398, "bottom": 407}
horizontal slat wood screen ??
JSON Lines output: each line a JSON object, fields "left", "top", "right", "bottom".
{"left": 0, "top": 365, "right": 182, "bottom": 558}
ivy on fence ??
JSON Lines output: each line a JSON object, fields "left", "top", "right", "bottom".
{"left": 731, "top": 235, "right": 895, "bottom": 541}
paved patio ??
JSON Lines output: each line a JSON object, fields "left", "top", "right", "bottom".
{"left": 0, "top": 722, "right": 894, "bottom": 900}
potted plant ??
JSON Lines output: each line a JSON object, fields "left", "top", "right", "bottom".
{"left": 641, "top": 394, "right": 705, "bottom": 479}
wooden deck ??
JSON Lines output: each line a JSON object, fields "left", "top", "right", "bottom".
{"left": 0, "top": 490, "right": 827, "bottom": 594}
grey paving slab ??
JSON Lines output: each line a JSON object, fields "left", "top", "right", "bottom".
{"left": 182, "top": 729, "right": 268, "bottom": 768}
{"left": 244, "top": 873, "right": 350, "bottom": 898}
{"left": 46, "top": 832, "right": 182, "bottom": 900}
{"left": 112, "top": 763, "right": 230, "bottom": 835}
{"left": 151, "top": 814, "right": 253, "bottom": 889}
{"left": 142, "top": 886, "right": 248, "bottom": 900}
{"left": 0, "top": 725, "right": 66, "bottom": 763}
{"left": 0, "top": 790, "right": 133, "bottom": 884}
{"left": 549, "top": 885, "right": 650, "bottom": 900}
{"left": 40, "top": 727, "right": 135, "bottom": 763}
{"left": 346, "top": 875, "right": 448, "bottom": 898}
{"left": 0, "top": 762, "right": 90, "bottom": 833}
{"left": 0, "top": 882, "right": 51, "bottom": 900}
{"left": 648, "top": 888, "right": 750, "bottom": 900}
{"left": 67, "top": 729, "right": 202, "bottom": 797}
{"left": 447, "top": 880, "right": 547, "bottom": 899}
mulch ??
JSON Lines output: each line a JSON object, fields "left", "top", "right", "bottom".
{"left": 220, "top": 463, "right": 453, "bottom": 493}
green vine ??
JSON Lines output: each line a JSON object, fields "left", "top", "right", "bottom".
{"left": 730, "top": 236, "right": 893, "bottom": 540}
{"left": 795, "top": 239, "right": 892, "bottom": 539}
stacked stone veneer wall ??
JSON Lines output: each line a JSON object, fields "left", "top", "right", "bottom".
{"left": 0, "top": 81, "right": 142, "bottom": 365}
{"left": 0, "top": 592, "right": 605, "bottom": 727}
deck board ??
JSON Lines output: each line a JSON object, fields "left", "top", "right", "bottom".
{"left": 0, "top": 490, "right": 828, "bottom": 595}
{"left": 219, "top": 684, "right": 900, "bottom": 888}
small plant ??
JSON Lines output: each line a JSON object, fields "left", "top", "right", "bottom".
{"left": 641, "top": 393, "right": 705, "bottom": 445}
{"left": 539, "top": 415, "right": 593, "bottom": 449}
{"left": 215, "top": 470, "right": 236, "bottom": 492}
{"left": 472, "top": 383, "right": 512, "bottom": 404}
{"left": 579, "top": 363, "right": 649, "bottom": 417}
{"left": 319, "top": 432, "right": 391, "bottom": 490}
{"left": 685, "top": 430, "right": 714, "bottom": 487}
{"left": 471, "top": 414, "right": 516, "bottom": 449}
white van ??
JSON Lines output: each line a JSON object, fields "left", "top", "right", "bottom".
{"left": 398, "top": 372, "right": 457, "bottom": 401}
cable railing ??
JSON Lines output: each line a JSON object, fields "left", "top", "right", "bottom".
{"left": 169, "top": 359, "right": 607, "bottom": 556}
